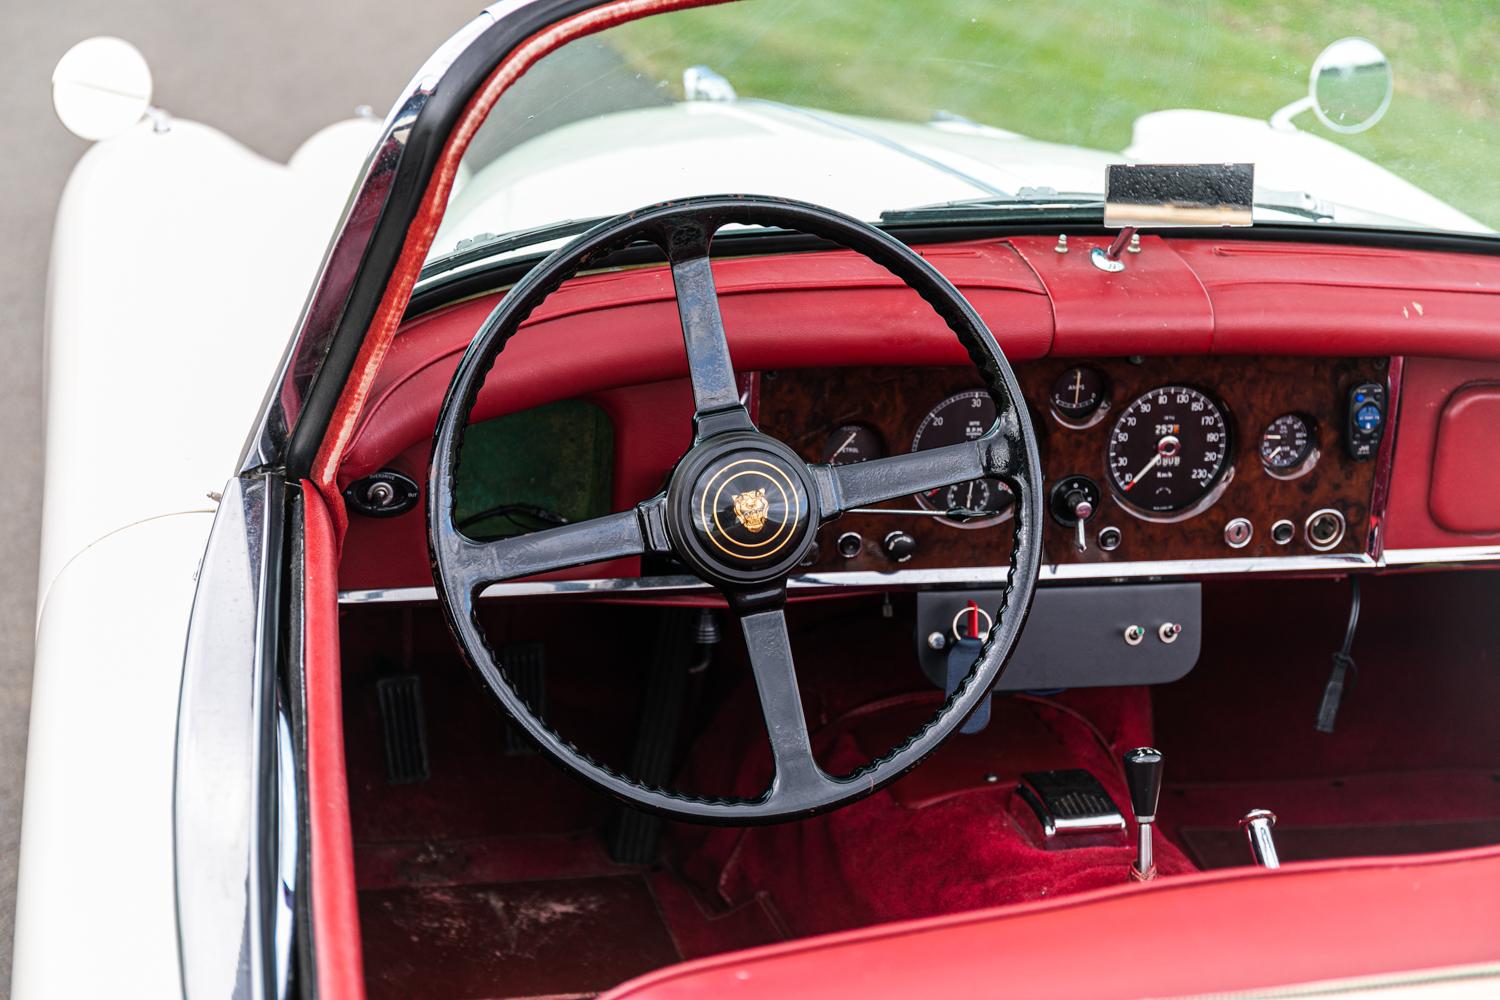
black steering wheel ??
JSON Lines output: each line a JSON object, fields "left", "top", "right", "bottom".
{"left": 428, "top": 195, "right": 1043, "bottom": 824}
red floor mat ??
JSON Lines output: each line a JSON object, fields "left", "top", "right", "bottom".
{"left": 359, "top": 875, "right": 679, "bottom": 1000}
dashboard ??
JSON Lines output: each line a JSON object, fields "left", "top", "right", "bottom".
{"left": 759, "top": 356, "right": 1388, "bottom": 574}
{"left": 332, "top": 233, "right": 1500, "bottom": 600}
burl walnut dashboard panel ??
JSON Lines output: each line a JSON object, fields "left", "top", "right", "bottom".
{"left": 758, "top": 357, "right": 1388, "bottom": 572}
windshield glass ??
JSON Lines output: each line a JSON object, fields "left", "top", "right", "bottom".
{"left": 430, "top": 0, "right": 1499, "bottom": 263}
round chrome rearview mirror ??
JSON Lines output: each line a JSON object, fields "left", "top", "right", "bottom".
{"left": 1309, "top": 37, "right": 1392, "bottom": 134}
{"left": 52, "top": 37, "right": 153, "bottom": 141}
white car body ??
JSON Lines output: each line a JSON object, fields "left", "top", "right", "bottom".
{"left": 14, "top": 113, "right": 378, "bottom": 998}
{"left": 13, "top": 47, "right": 1486, "bottom": 994}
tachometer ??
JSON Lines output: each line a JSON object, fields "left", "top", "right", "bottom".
{"left": 911, "top": 390, "right": 1013, "bottom": 526}
{"left": 1106, "top": 385, "right": 1231, "bottom": 515}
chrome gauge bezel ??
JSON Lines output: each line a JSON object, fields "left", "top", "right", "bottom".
{"left": 1104, "top": 384, "right": 1235, "bottom": 523}
{"left": 1047, "top": 365, "right": 1112, "bottom": 430}
{"left": 1259, "top": 412, "right": 1320, "bottom": 481}
{"left": 910, "top": 388, "right": 1014, "bottom": 529}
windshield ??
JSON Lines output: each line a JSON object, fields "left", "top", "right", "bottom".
{"left": 430, "top": 0, "right": 1499, "bottom": 263}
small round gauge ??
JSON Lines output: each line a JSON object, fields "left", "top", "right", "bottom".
{"left": 1050, "top": 365, "right": 1108, "bottom": 424}
{"left": 821, "top": 423, "right": 885, "bottom": 465}
{"left": 911, "top": 390, "right": 1012, "bottom": 526}
{"left": 1260, "top": 413, "right": 1315, "bottom": 473}
{"left": 1107, "top": 385, "right": 1232, "bottom": 515}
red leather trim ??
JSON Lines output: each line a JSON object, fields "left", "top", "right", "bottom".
{"left": 1009, "top": 234, "right": 1214, "bottom": 355}
{"left": 302, "top": 481, "right": 366, "bottom": 1000}
{"left": 604, "top": 846, "right": 1500, "bottom": 999}
{"left": 1385, "top": 357, "right": 1500, "bottom": 550}
{"left": 1178, "top": 240, "right": 1500, "bottom": 358}
{"left": 338, "top": 241, "right": 1048, "bottom": 484}
{"left": 1429, "top": 383, "right": 1500, "bottom": 533}
{"left": 337, "top": 238, "right": 1500, "bottom": 488}
{"left": 309, "top": 0, "right": 726, "bottom": 503}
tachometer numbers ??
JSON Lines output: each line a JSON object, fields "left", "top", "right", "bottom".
{"left": 911, "top": 390, "right": 1012, "bottom": 527}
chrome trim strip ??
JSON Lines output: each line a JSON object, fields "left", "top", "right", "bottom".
{"left": 175, "top": 474, "right": 283, "bottom": 1000}
{"left": 1384, "top": 545, "right": 1500, "bottom": 566}
{"left": 339, "top": 551, "right": 1395, "bottom": 604}
{"left": 238, "top": 10, "right": 500, "bottom": 472}
{"left": 1366, "top": 355, "right": 1404, "bottom": 560}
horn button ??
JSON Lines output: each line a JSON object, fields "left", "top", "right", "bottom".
{"left": 667, "top": 433, "right": 818, "bottom": 585}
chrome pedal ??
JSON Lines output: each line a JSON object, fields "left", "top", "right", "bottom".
{"left": 1016, "top": 769, "right": 1127, "bottom": 848}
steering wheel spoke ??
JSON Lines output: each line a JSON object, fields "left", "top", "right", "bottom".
{"left": 813, "top": 436, "right": 993, "bottom": 516}
{"left": 450, "top": 495, "right": 670, "bottom": 595}
{"left": 660, "top": 219, "right": 754, "bottom": 438}
{"left": 738, "top": 605, "right": 836, "bottom": 805}
{"left": 428, "top": 195, "right": 1043, "bottom": 825}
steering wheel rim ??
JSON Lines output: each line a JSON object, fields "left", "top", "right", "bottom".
{"left": 427, "top": 194, "right": 1043, "bottom": 825}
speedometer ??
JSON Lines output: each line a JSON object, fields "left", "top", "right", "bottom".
{"left": 1106, "top": 385, "right": 1231, "bottom": 515}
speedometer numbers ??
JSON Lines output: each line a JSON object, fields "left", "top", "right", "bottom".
{"left": 1107, "top": 385, "right": 1232, "bottom": 516}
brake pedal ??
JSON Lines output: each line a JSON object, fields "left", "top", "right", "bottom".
{"left": 1014, "top": 769, "right": 1127, "bottom": 849}
{"left": 376, "top": 674, "right": 430, "bottom": 784}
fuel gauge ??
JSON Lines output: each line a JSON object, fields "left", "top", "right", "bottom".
{"left": 822, "top": 423, "right": 885, "bottom": 465}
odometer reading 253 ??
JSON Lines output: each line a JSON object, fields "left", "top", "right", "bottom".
{"left": 1107, "top": 385, "right": 1231, "bottom": 515}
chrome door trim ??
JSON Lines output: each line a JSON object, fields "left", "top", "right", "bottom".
{"left": 238, "top": 9, "right": 499, "bottom": 474}
{"left": 173, "top": 474, "right": 288, "bottom": 1000}
{"left": 239, "top": 0, "right": 632, "bottom": 477}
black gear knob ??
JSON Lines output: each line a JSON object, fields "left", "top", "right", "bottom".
{"left": 1123, "top": 747, "right": 1164, "bottom": 822}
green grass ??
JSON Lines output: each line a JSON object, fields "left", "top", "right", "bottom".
{"left": 602, "top": 0, "right": 1500, "bottom": 228}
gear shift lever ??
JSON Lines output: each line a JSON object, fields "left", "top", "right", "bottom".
{"left": 1123, "top": 747, "right": 1164, "bottom": 881}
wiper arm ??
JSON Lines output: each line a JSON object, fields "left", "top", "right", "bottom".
{"left": 420, "top": 216, "right": 614, "bottom": 280}
{"left": 884, "top": 188, "right": 1347, "bottom": 227}
{"left": 881, "top": 191, "right": 1105, "bottom": 225}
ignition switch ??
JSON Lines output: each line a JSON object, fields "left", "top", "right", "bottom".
{"left": 1049, "top": 475, "right": 1102, "bottom": 552}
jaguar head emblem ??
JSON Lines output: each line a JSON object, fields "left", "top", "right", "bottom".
{"left": 731, "top": 487, "right": 770, "bottom": 533}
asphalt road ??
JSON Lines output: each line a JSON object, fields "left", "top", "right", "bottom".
{"left": 0, "top": 1, "right": 484, "bottom": 989}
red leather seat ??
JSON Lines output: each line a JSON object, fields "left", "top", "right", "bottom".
{"left": 604, "top": 846, "right": 1500, "bottom": 1000}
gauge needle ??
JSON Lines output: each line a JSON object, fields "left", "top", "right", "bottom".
{"left": 965, "top": 480, "right": 976, "bottom": 508}
{"left": 1122, "top": 452, "right": 1161, "bottom": 492}
{"left": 833, "top": 430, "right": 858, "bottom": 460}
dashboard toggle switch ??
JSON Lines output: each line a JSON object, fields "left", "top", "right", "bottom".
{"left": 1049, "top": 475, "right": 1102, "bottom": 553}
{"left": 1158, "top": 622, "right": 1182, "bottom": 644}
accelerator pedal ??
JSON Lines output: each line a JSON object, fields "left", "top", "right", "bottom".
{"left": 376, "top": 674, "right": 430, "bottom": 784}
{"left": 501, "top": 641, "right": 548, "bottom": 755}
